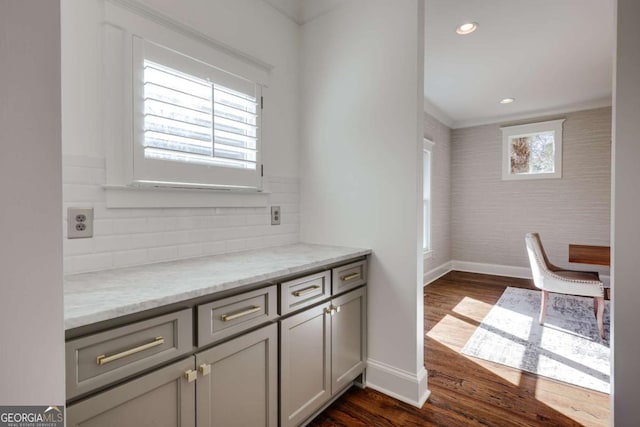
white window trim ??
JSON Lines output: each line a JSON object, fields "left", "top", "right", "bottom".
{"left": 102, "top": 1, "right": 272, "bottom": 208}
{"left": 501, "top": 119, "right": 565, "bottom": 181}
{"left": 103, "top": 185, "right": 270, "bottom": 208}
{"left": 131, "top": 38, "right": 263, "bottom": 190}
{"left": 423, "top": 138, "right": 434, "bottom": 255}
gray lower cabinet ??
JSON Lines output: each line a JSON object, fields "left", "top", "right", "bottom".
{"left": 67, "top": 357, "right": 196, "bottom": 427}
{"left": 280, "top": 302, "right": 332, "bottom": 427}
{"left": 280, "top": 287, "right": 367, "bottom": 427}
{"left": 330, "top": 287, "right": 367, "bottom": 394}
{"left": 195, "top": 323, "right": 278, "bottom": 427}
{"left": 66, "top": 258, "right": 367, "bottom": 427}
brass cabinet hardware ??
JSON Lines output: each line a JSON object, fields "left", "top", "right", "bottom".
{"left": 220, "top": 306, "right": 261, "bottom": 322}
{"left": 96, "top": 336, "right": 164, "bottom": 366}
{"left": 199, "top": 364, "right": 211, "bottom": 377}
{"left": 340, "top": 272, "right": 361, "bottom": 282}
{"left": 292, "top": 285, "right": 321, "bottom": 297}
{"left": 325, "top": 306, "right": 339, "bottom": 316}
{"left": 184, "top": 369, "right": 197, "bottom": 383}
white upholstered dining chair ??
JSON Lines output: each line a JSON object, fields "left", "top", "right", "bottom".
{"left": 525, "top": 232, "right": 605, "bottom": 338}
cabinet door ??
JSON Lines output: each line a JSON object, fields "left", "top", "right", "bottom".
{"left": 331, "top": 287, "right": 367, "bottom": 394}
{"left": 67, "top": 357, "right": 196, "bottom": 427}
{"left": 280, "top": 302, "right": 331, "bottom": 427}
{"left": 196, "top": 323, "right": 278, "bottom": 427}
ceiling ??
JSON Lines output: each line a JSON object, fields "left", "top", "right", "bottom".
{"left": 262, "top": 0, "right": 346, "bottom": 24}
{"left": 262, "top": 0, "right": 615, "bottom": 129}
{"left": 425, "top": 0, "right": 615, "bottom": 128}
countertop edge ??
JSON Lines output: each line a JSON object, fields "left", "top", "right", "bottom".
{"left": 64, "top": 247, "right": 371, "bottom": 330}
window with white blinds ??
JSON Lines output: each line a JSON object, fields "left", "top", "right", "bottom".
{"left": 143, "top": 60, "right": 258, "bottom": 169}
{"left": 423, "top": 139, "right": 433, "bottom": 253}
{"left": 132, "top": 38, "right": 262, "bottom": 189}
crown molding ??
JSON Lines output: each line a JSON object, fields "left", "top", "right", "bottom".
{"left": 423, "top": 97, "right": 455, "bottom": 128}
{"left": 452, "top": 96, "right": 612, "bottom": 129}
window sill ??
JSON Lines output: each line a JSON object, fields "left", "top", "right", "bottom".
{"left": 104, "top": 185, "right": 270, "bottom": 209}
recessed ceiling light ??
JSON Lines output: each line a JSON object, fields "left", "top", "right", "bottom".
{"left": 500, "top": 97, "right": 515, "bottom": 104}
{"left": 456, "top": 22, "right": 478, "bottom": 35}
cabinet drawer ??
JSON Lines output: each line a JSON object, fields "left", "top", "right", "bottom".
{"left": 332, "top": 260, "right": 367, "bottom": 294}
{"left": 67, "top": 357, "right": 195, "bottom": 427}
{"left": 66, "top": 309, "right": 193, "bottom": 400}
{"left": 280, "top": 271, "right": 331, "bottom": 315}
{"left": 198, "top": 285, "right": 277, "bottom": 347}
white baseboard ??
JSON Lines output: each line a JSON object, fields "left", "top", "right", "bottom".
{"left": 449, "top": 260, "right": 610, "bottom": 286}
{"left": 366, "top": 359, "right": 430, "bottom": 408}
{"left": 423, "top": 261, "right": 453, "bottom": 286}
{"left": 451, "top": 260, "right": 532, "bottom": 279}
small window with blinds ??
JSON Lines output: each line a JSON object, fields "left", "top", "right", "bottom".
{"left": 132, "top": 38, "right": 263, "bottom": 189}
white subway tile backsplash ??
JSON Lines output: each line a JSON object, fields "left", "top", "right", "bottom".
{"left": 113, "top": 249, "right": 149, "bottom": 268}
{"left": 177, "top": 243, "right": 204, "bottom": 258}
{"left": 63, "top": 166, "right": 106, "bottom": 185}
{"left": 63, "top": 155, "right": 105, "bottom": 169}
{"left": 93, "top": 219, "right": 114, "bottom": 236}
{"left": 93, "top": 235, "right": 133, "bottom": 253}
{"left": 246, "top": 214, "right": 270, "bottom": 226}
{"left": 63, "top": 184, "right": 106, "bottom": 203}
{"left": 65, "top": 253, "right": 113, "bottom": 274}
{"left": 112, "top": 218, "right": 148, "bottom": 235}
{"left": 62, "top": 155, "right": 300, "bottom": 274}
{"left": 147, "top": 217, "right": 178, "bottom": 232}
{"left": 148, "top": 246, "right": 179, "bottom": 263}
{"left": 64, "top": 237, "right": 95, "bottom": 256}
{"left": 202, "top": 241, "right": 226, "bottom": 256}
{"left": 225, "top": 238, "right": 247, "bottom": 252}
{"left": 186, "top": 229, "right": 215, "bottom": 243}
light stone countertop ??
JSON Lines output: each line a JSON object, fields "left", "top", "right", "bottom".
{"left": 64, "top": 243, "right": 371, "bottom": 330}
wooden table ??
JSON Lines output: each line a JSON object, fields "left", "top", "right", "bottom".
{"left": 568, "top": 244, "right": 611, "bottom": 299}
{"left": 568, "top": 244, "right": 610, "bottom": 266}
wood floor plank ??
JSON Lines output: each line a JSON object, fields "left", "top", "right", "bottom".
{"left": 309, "top": 271, "right": 610, "bottom": 427}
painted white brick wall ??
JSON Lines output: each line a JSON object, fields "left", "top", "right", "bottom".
{"left": 63, "top": 155, "right": 300, "bottom": 274}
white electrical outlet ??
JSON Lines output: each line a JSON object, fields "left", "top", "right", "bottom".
{"left": 271, "top": 206, "right": 281, "bottom": 225}
{"left": 68, "top": 208, "right": 94, "bottom": 239}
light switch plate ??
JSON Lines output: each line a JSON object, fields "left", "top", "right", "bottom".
{"left": 68, "top": 207, "right": 94, "bottom": 239}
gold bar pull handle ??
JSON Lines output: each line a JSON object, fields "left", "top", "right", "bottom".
{"left": 292, "top": 285, "right": 321, "bottom": 297}
{"left": 341, "top": 272, "right": 361, "bottom": 282}
{"left": 184, "top": 369, "right": 197, "bottom": 383}
{"left": 220, "top": 306, "right": 261, "bottom": 322}
{"left": 96, "top": 336, "right": 164, "bottom": 366}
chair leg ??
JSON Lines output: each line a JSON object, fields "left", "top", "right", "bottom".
{"left": 539, "top": 290, "right": 549, "bottom": 325}
{"left": 595, "top": 296, "right": 605, "bottom": 339}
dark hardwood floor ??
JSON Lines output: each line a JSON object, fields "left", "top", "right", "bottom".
{"left": 309, "top": 271, "right": 610, "bottom": 427}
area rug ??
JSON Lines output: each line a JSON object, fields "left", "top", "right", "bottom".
{"left": 461, "top": 286, "right": 610, "bottom": 393}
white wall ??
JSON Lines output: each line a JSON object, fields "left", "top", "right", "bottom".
{"left": 300, "top": 0, "right": 428, "bottom": 406}
{"left": 612, "top": 0, "right": 640, "bottom": 424}
{"left": 0, "top": 1, "right": 65, "bottom": 404}
{"left": 61, "top": 0, "right": 301, "bottom": 274}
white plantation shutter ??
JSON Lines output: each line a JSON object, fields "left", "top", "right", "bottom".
{"left": 133, "top": 38, "right": 262, "bottom": 189}
{"left": 423, "top": 139, "right": 433, "bottom": 252}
